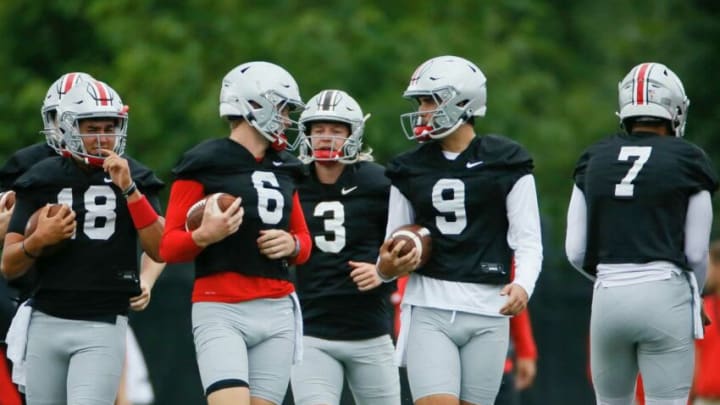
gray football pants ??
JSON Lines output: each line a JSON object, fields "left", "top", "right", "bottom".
{"left": 192, "top": 298, "right": 296, "bottom": 404}
{"left": 290, "top": 335, "right": 400, "bottom": 405}
{"left": 25, "top": 310, "right": 127, "bottom": 405}
{"left": 591, "top": 273, "right": 694, "bottom": 405}
{"left": 405, "top": 306, "right": 509, "bottom": 405}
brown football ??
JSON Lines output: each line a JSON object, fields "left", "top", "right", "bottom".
{"left": 0, "top": 190, "right": 15, "bottom": 210}
{"left": 389, "top": 224, "right": 432, "bottom": 267}
{"left": 24, "top": 204, "right": 71, "bottom": 256}
{"left": 185, "top": 193, "right": 239, "bottom": 231}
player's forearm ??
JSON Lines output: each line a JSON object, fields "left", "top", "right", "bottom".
{"left": 1, "top": 234, "right": 36, "bottom": 279}
{"left": 139, "top": 252, "right": 165, "bottom": 290}
{"left": 137, "top": 219, "right": 164, "bottom": 262}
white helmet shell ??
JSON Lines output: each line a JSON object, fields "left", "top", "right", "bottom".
{"left": 617, "top": 62, "right": 689, "bottom": 137}
{"left": 401, "top": 55, "right": 487, "bottom": 141}
{"left": 58, "top": 81, "right": 128, "bottom": 166}
{"left": 298, "top": 89, "right": 367, "bottom": 163}
{"left": 219, "top": 61, "right": 304, "bottom": 150}
{"left": 41, "top": 72, "right": 94, "bottom": 152}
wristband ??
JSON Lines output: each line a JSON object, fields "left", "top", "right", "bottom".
{"left": 122, "top": 182, "right": 138, "bottom": 199}
{"left": 22, "top": 240, "right": 39, "bottom": 259}
{"left": 127, "top": 195, "right": 159, "bottom": 229}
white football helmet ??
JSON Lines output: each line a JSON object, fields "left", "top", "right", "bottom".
{"left": 400, "top": 55, "right": 487, "bottom": 142}
{"left": 57, "top": 80, "right": 128, "bottom": 166}
{"left": 617, "top": 62, "right": 689, "bottom": 137}
{"left": 41, "top": 72, "right": 94, "bottom": 153}
{"left": 219, "top": 61, "right": 304, "bottom": 151}
{"left": 298, "top": 89, "right": 369, "bottom": 163}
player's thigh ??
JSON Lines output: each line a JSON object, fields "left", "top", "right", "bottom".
{"left": 192, "top": 302, "right": 250, "bottom": 396}
{"left": 590, "top": 286, "right": 642, "bottom": 403}
{"left": 458, "top": 313, "right": 508, "bottom": 405}
{"left": 291, "top": 336, "right": 345, "bottom": 405}
{"left": 246, "top": 297, "right": 296, "bottom": 404}
{"left": 406, "top": 307, "right": 461, "bottom": 401}
{"left": 344, "top": 335, "right": 400, "bottom": 405}
{"left": 66, "top": 315, "right": 127, "bottom": 405}
{"left": 25, "top": 311, "right": 70, "bottom": 405}
{"left": 638, "top": 274, "right": 694, "bottom": 401}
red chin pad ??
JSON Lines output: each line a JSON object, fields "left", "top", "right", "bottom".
{"left": 270, "top": 134, "right": 288, "bottom": 151}
{"left": 83, "top": 156, "right": 106, "bottom": 167}
{"left": 313, "top": 149, "right": 342, "bottom": 160}
{"left": 413, "top": 125, "right": 433, "bottom": 142}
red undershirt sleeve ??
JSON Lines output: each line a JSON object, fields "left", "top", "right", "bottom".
{"left": 159, "top": 179, "right": 205, "bottom": 263}
{"left": 511, "top": 309, "right": 538, "bottom": 360}
{"left": 288, "top": 191, "right": 312, "bottom": 265}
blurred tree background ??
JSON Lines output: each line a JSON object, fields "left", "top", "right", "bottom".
{"left": 0, "top": 1, "right": 718, "bottom": 403}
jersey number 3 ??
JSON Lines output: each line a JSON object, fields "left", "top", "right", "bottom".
{"left": 614, "top": 146, "right": 652, "bottom": 198}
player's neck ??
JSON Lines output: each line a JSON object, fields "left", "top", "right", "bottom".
{"left": 440, "top": 124, "right": 475, "bottom": 153}
{"left": 314, "top": 161, "right": 345, "bottom": 184}
{"left": 229, "top": 125, "right": 269, "bottom": 159}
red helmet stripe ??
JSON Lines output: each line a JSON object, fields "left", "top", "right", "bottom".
{"left": 62, "top": 73, "right": 77, "bottom": 94}
{"left": 93, "top": 81, "right": 110, "bottom": 106}
{"left": 635, "top": 63, "right": 650, "bottom": 105}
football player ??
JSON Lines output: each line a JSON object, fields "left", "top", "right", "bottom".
{"left": 0, "top": 72, "right": 93, "bottom": 404}
{"left": 0, "top": 72, "right": 94, "bottom": 306}
{"left": 289, "top": 89, "right": 400, "bottom": 405}
{"left": 1, "top": 80, "right": 165, "bottom": 404}
{"left": 565, "top": 62, "right": 718, "bottom": 405}
{"left": 159, "top": 61, "right": 312, "bottom": 405}
{"left": 377, "top": 55, "right": 543, "bottom": 405}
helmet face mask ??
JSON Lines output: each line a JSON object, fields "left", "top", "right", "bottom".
{"left": 617, "top": 62, "right": 690, "bottom": 137}
{"left": 219, "top": 61, "right": 304, "bottom": 151}
{"left": 298, "top": 90, "right": 367, "bottom": 164}
{"left": 58, "top": 81, "right": 128, "bottom": 166}
{"left": 400, "top": 56, "right": 487, "bottom": 142}
{"left": 40, "top": 72, "right": 94, "bottom": 153}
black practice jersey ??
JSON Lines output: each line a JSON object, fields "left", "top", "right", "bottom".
{"left": 8, "top": 156, "right": 164, "bottom": 318}
{"left": 0, "top": 142, "right": 56, "bottom": 190}
{"left": 172, "top": 137, "right": 306, "bottom": 280}
{"left": 386, "top": 135, "right": 533, "bottom": 285}
{"left": 296, "top": 161, "right": 394, "bottom": 339}
{"left": 574, "top": 131, "right": 718, "bottom": 275}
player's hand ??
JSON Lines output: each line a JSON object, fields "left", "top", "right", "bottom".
{"left": 0, "top": 191, "right": 15, "bottom": 238}
{"left": 34, "top": 204, "right": 76, "bottom": 246}
{"left": 499, "top": 283, "right": 529, "bottom": 316}
{"left": 515, "top": 358, "right": 537, "bottom": 390}
{"left": 192, "top": 196, "right": 243, "bottom": 247}
{"left": 349, "top": 261, "right": 383, "bottom": 291}
{"left": 129, "top": 278, "right": 152, "bottom": 312}
{"left": 100, "top": 149, "right": 132, "bottom": 191}
{"left": 377, "top": 238, "right": 420, "bottom": 278}
{"left": 257, "top": 229, "right": 295, "bottom": 259}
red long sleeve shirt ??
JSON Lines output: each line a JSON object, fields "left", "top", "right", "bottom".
{"left": 160, "top": 179, "right": 311, "bottom": 303}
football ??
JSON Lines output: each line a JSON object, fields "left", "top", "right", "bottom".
{"left": 25, "top": 204, "right": 67, "bottom": 237}
{"left": 0, "top": 190, "right": 15, "bottom": 210}
{"left": 24, "top": 204, "right": 71, "bottom": 256}
{"left": 389, "top": 224, "right": 432, "bottom": 267}
{"left": 185, "top": 193, "right": 239, "bottom": 231}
